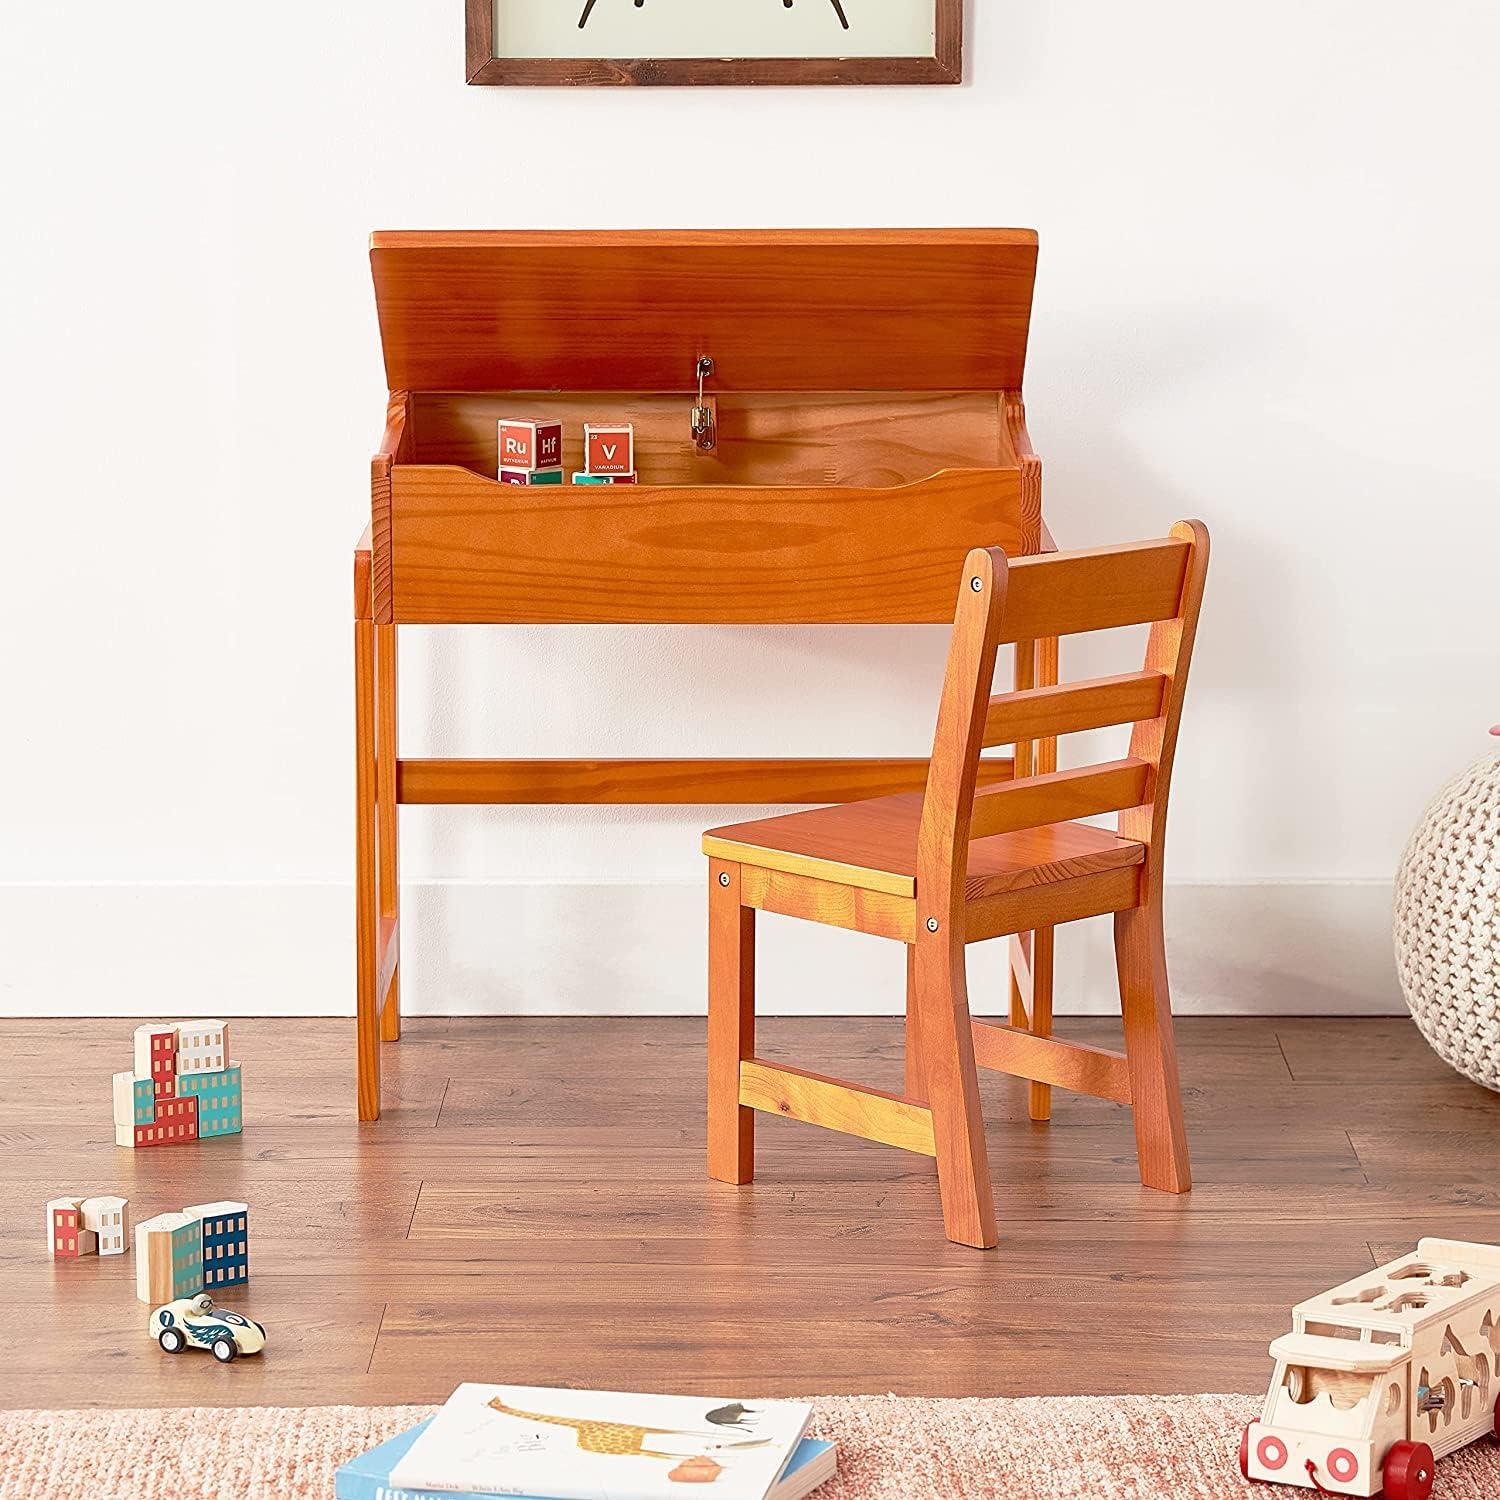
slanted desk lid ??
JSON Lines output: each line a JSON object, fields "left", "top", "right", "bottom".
{"left": 369, "top": 228, "right": 1037, "bottom": 394}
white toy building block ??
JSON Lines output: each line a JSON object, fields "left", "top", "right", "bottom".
{"left": 81, "top": 1195, "right": 130, "bottom": 1255}
{"left": 176, "top": 1019, "right": 229, "bottom": 1076}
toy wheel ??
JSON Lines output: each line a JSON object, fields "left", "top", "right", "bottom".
{"left": 211, "top": 1336, "right": 238, "bottom": 1363}
{"left": 1381, "top": 1440, "right": 1435, "bottom": 1500}
{"left": 158, "top": 1327, "right": 186, "bottom": 1353}
{"left": 1494, "top": 1390, "right": 1500, "bottom": 1441}
{"left": 1238, "top": 1425, "right": 1252, "bottom": 1479}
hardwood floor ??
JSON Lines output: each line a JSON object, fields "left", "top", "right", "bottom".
{"left": 2, "top": 1015, "right": 1497, "bottom": 1409}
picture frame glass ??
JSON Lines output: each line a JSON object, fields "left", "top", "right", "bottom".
{"left": 494, "top": 0, "right": 939, "bottom": 61}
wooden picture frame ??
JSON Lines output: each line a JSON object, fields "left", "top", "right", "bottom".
{"left": 466, "top": 0, "right": 962, "bottom": 86}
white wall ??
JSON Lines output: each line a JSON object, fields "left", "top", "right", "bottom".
{"left": 4, "top": 3, "right": 1497, "bottom": 1018}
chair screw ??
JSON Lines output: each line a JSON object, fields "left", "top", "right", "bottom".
{"left": 718, "top": 872, "right": 731, "bottom": 887}
{"left": 970, "top": 577, "right": 983, "bottom": 592}
{"left": 926, "top": 917, "right": 940, "bottom": 932}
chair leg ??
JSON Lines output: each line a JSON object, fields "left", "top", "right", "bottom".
{"left": 1028, "top": 927, "right": 1055, "bottom": 1122}
{"left": 376, "top": 622, "right": 401, "bottom": 1042}
{"left": 1008, "top": 929, "right": 1031, "bottom": 1028}
{"left": 707, "top": 860, "right": 755, "bottom": 1184}
{"left": 904, "top": 945, "right": 926, "bottom": 1103}
{"left": 1114, "top": 902, "right": 1191, "bottom": 1192}
{"left": 913, "top": 931, "right": 997, "bottom": 1249}
{"left": 355, "top": 614, "right": 381, "bottom": 1121}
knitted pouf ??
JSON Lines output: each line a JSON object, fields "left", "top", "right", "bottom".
{"left": 1394, "top": 739, "right": 1500, "bottom": 1093}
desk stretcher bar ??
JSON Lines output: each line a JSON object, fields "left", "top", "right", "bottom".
{"left": 396, "top": 757, "right": 1016, "bottom": 806}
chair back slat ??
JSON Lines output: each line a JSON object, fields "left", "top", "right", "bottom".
{"left": 994, "top": 538, "right": 1189, "bottom": 645}
{"left": 916, "top": 522, "right": 1209, "bottom": 904}
{"left": 982, "top": 670, "right": 1167, "bottom": 749}
{"left": 969, "top": 759, "right": 1152, "bottom": 841}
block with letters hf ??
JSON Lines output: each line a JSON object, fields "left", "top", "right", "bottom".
{"left": 583, "top": 422, "right": 634, "bottom": 476}
{"left": 496, "top": 418, "right": 563, "bottom": 475}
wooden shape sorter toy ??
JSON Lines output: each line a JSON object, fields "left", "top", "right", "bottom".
{"left": 355, "top": 228, "right": 1054, "bottom": 1120}
{"left": 1241, "top": 1238, "right": 1500, "bottom": 1498}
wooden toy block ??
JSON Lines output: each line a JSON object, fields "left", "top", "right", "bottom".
{"left": 498, "top": 467, "right": 564, "bottom": 486}
{"left": 497, "top": 418, "right": 563, "bottom": 474}
{"left": 126, "top": 1092, "right": 199, "bottom": 1149}
{"left": 46, "top": 1197, "right": 95, "bottom": 1259}
{"left": 583, "top": 422, "right": 634, "bottom": 475}
{"left": 176, "top": 1064, "right": 243, "bottom": 1137}
{"left": 1241, "top": 1237, "right": 1500, "bottom": 1497}
{"left": 133, "top": 1024, "right": 178, "bottom": 1097}
{"left": 116, "top": 1021, "right": 240, "bottom": 1147}
{"left": 175, "top": 1019, "right": 229, "bottom": 1076}
{"left": 185, "top": 1200, "right": 250, "bottom": 1288}
{"left": 80, "top": 1195, "right": 130, "bottom": 1255}
{"left": 135, "top": 1212, "right": 202, "bottom": 1304}
{"left": 113, "top": 1070, "right": 154, "bottom": 1128}
{"left": 570, "top": 472, "right": 638, "bottom": 486}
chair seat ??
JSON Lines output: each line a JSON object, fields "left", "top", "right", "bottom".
{"left": 703, "top": 793, "right": 1145, "bottom": 901}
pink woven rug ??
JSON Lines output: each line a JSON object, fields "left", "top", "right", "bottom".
{"left": 2, "top": 1397, "right": 1498, "bottom": 1498}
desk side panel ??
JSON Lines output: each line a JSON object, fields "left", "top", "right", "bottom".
{"left": 388, "top": 466, "right": 1031, "bottom": 624}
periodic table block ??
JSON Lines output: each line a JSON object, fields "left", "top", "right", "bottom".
{"left": 497, "top": 419, "right": 564, "bottom": 475}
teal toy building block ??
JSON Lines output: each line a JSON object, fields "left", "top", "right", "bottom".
{"left": 176, "top": 1064, "right": 243, "bottom": 1137}
{"left": 112, "top": 1071, "right": 156, "bottom": 1128}
{"left": 499, "top": 467, "right": 563, "bottom": 486}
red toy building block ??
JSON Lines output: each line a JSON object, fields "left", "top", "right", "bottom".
{"left": 51, "top": 1205, "right": 81, "bottom": 1257}
{"left": 135, "top": 1094, "right": 199, "bottom": 1148}
{"left": 150, "top": 1031, "right": 176, "bottom": 1097}
{"left": 583, "top": 423, "right": 634, "bottom": 476}
{"left": 497, "top": 419, "right": 563, "bottom": 474}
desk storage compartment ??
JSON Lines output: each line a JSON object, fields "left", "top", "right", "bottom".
{"left": 382, "top": 388, "right": 1039, "bottom": 625}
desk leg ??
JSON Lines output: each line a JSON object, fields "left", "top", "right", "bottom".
{"left": 355, "top": 611, "right": 381, "bottom": 1120}
{"left": 1028, "top": 635, "right": 1059, "bottom": 1122}
{"left": 1008, "top": 641, "right": 1036, "bottom": 1031}
{"left": 707, "top": 860, "right": 755, "bottom": 1184}
{"left": 377, "top": 623, "right": 400, "bottom": 1042}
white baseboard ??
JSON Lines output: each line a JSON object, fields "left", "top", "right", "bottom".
{"left": 0, "top": 879, "right": 1404, "bottom": 1019}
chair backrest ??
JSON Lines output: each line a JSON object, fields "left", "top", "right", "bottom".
{"left": 916, "top": 522, "right": 1210, "bottom": 918}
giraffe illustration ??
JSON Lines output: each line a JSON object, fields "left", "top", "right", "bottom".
{"left": 487, "top": 1396, "right": 772, "bottom": 1464}
{"left": 579, "top": 2, "right": 850, "bottom": 31}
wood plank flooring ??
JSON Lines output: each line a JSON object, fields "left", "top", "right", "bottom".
{"left": 1, "top": 1016, "right": 1497, "bottom": 1409}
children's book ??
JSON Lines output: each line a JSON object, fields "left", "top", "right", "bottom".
{"left": 387, "top": 1386, "right": 814, "bottom": 1500}
{"left": 336, "top": 1420, "right": 835, "bottom": 1500}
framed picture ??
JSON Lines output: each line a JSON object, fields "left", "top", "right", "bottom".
{"left": 467, "top": 0, "right": 962, "bottom": 87}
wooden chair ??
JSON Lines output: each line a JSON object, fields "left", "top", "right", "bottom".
{"left": 704, "top": 522, "right": 1210, "bottom": 1248}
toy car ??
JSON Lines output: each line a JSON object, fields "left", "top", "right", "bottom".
{"left": 150, "top": 1292, "right": 266, "bottom": 1362}
{"left": 1241, "top": 1238, "right": 1500, "bottom": 1498}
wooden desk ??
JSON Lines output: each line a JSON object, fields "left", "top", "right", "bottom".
{"left": 354, "top": 229, "right": 1054, "bottom": 1119}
